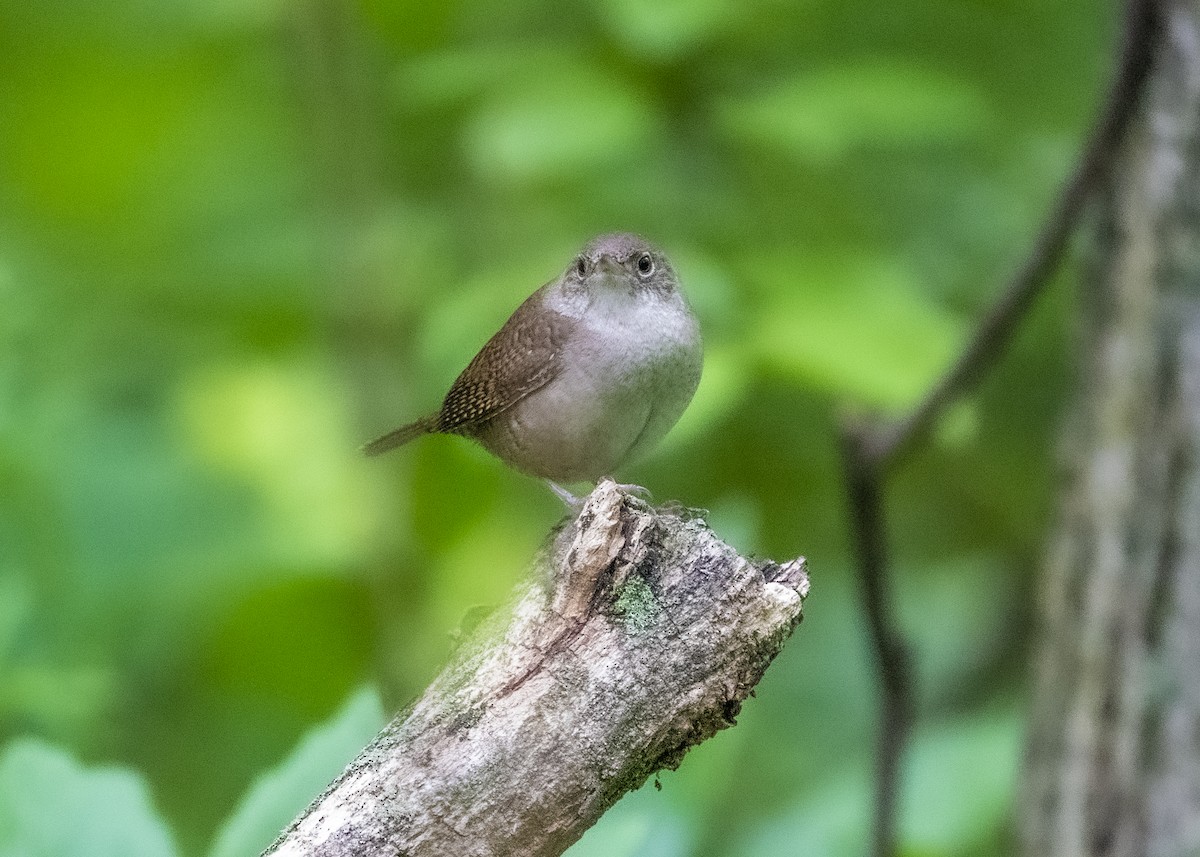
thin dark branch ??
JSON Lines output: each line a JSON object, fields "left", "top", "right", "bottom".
{"left": 866, "top": 0, "right": 1160, "bottom": 467}
{"left": 839, "top": 419, "right": 913, "bottom": 857}
{"left": 838, "top": 2, "right": 1161, "bottom": 857}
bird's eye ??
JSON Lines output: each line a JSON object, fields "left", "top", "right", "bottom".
{"left": 636, "top": 253, "right": 654, "bottom": 276}
{"left": 576, "top": 257, "right": 587, "bottom": 277}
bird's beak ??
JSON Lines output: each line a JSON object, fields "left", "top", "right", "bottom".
{"left": 595, "top": 254, "right": 622, "bottom": 276}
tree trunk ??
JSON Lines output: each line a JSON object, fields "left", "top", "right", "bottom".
{"left": 1021, "top": 3, "right": 1200, "bottom": 855}
{"left": 264, "top": 481, "right": 808, "bottom": 857}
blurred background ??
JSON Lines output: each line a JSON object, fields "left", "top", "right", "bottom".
{"left": 0, "top": 0, "right": 1112, "bottom": 855}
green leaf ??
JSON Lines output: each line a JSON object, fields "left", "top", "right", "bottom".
{"left": 747, "top": 253, "right": 964, "bottom": 409}
{"left": 396, "top": 46, "right": 547, "bottom": 108}
{"left": 174, "top": 360, "right": 377, "bottom": 566}
{"left": 565, "top": 786, "right": 690, "bottom": 857}
{"left": 598, "top": 0, "right": 734, "bottom": 62}
{"left": 0, "top": 573, "right": 33, "bottom": 660}
{"left": 464, "top": 67, "right": 655, "bottom": 183}
{"left": 206, "top": 685, "right": 385, "bottom": 857}
{"left": 900, "top": 710, "right": 1021, "bottom": 851}
{"left": 199, "top": 577, "right": 376, "bottom": 718}
{"left": 0, "top": 738, "right": 178, "bottom": 857}
{"left": 897, "top": 557, "right": 1018, "bottom": 706}
{"left": 735, "top": 710, "right": 1019, "bottom": 856}
{"left": 736, "top": 763, "right": 872, "bottom": 857}
{"left": 720, "top": 62, "right": 989, "bottom": 163}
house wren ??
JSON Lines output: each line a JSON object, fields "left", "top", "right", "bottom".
{"left": 363, "top": 233, "right": 703, "bottom": 493}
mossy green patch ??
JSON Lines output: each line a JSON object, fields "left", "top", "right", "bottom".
{"left": 611, "top": 573, "right": 660, "bottom": 634}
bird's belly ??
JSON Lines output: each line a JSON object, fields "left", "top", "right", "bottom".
{"left": 477, "top": 334, "right": 700, "bottom": 482}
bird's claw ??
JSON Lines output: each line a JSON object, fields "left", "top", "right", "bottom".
{"left": 614, "top": 482, "right": 652, "bottom": 500}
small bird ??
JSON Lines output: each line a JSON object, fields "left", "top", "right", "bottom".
{"left": 363, "top": 233, "right": 702, "bottom": 501}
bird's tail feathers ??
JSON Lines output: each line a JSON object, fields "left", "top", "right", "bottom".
{"left": 361, "top": 415, "right": 438, "bottom": 457}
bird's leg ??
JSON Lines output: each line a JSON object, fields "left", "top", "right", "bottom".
{"left": 546, "top": 481, "right": 585, "bottom": 509}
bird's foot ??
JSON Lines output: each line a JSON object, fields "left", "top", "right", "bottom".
{"left": 606, "top": 480, "right": 652, "bottom": 501}
{"left": 547, "top": 479, "right": 653, "bottom": 510}
{"left": 617, "top": 483, "right": 652, "bottom": 500}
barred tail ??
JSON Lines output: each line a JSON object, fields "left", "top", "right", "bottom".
{"left": 361, "top": 415, "right": 438, "bottom": 457}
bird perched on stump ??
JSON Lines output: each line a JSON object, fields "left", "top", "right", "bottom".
{"left": 363, "top": 232, "right": 703, "bottom": 503}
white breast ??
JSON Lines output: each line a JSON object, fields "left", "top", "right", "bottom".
{"left": 492, "top": 286, "right": 702, "bottom": 482}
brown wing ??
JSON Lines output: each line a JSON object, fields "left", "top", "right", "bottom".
{"left": 436, "top": 284, "right": 576, "bottom": 435}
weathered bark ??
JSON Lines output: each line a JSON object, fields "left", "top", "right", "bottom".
{"left": 264, "top": 480, "right": 809, "bottom": 857}
{"left": 1021, "top": 3, "right": 1200, "bottom": 855}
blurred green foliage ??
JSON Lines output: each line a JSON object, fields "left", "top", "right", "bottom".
{"left": 0, "top": 0, "right": 1110, "bottom": 854}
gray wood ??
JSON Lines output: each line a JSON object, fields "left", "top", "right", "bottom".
{"left": 1021, "top": 4, "right": 1200, "bottom": 855}
{"left": 264, "top": 481, "right": 809, "bottom": 857}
